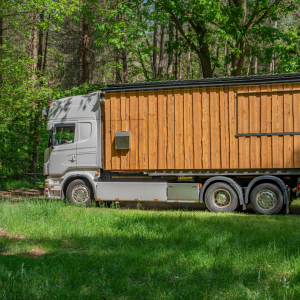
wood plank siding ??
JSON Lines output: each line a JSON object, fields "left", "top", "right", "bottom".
{"left": 103, "top": 83, "right": 300, "bottom": 170}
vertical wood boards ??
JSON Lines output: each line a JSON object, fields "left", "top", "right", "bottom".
{"left": 158, "top": 90, "right": 167, "bottom": 169}
{"left": 276, "top": 84, "right": 284, "bottom": 168}
{"left": 174, "top": 89, "right": 184, "bottom": 169}
{"left": 148, "top": 90, "right": 157, "bottom": 169}
{"left": 210, "top": 87, "right": 221, "bottom": 169}
{"left": 283, "top": 83, "right": 293, "bottom": 168}
{"left": 294, "top": 83, "right": 300, "bottom": 167}
{"left": 193, "top": 88, "right": 202, "bottom": 169}
{"left": 238, "top": 86, "right": 250, "bottom": 168}
{"left": 184, "top": 88, "right": 194, "bottom": 169}
{"left": 229, "top": 87, "right": 238, "bottom": 169}
{"left": 167, "top": 89, "right": 175, "bottom": 168}
{"left": 202, "top": 88, "right": 210, "bottom": 169}
{"left": 220, "top": 87, "right": 230, "bottom": 169}
{"left": 249, "top": 85, "right": 261, "bottom": 169}
{"left": 260, "top": 85, "right": 272, "bottom": 168}
{"left": 103, "top": 82, "right": 300, "bottom": 170}
{"left": 138, "top": 90, "right": 148, "bottom": 169}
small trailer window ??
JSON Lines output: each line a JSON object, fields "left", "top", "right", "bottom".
{"left": 54, "top": 125, "right": 75, "bottom": 146}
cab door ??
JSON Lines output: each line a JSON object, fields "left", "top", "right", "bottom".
{"left": 49, "top": 123, "right": 77, "bottom": 175}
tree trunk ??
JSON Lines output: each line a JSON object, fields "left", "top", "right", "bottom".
{"left": 272, "top": 19, "right": 278, "bottom": 73}
{"left": 78, "top": 12, "right": 90, "bottom": 85}
{"left": 122, "top": 48, "right": 128, "bottom": 83}
{"left": 187, "top": 49, "right": 191, "bottom": 79}
{"left": 179, "top": 53, "right": 182, "bottom": 79}
{"left": 42, "top": 29, "right": 49, "bottom": 73}
{"left": 167, "top": 19, "right": 174, "bottom": 78}
{"left": 120, "top": 15, "right": 128, "bottom": 83}
{"left": 138, "top": 48, "right": 149, "bottom": 80}
{"left": 224, "top": 0, "right": 231, "bottom": 76}
{"left": 29, "top": 12, "right": 44, "bottom": 174}
{"left": 78, "top": 20, "right": 83, "bottom": 86}
{"left": 233, "top": 0, "right": 247, "bottom": 24}
{"left": 152, "top": 22, "right": 158, "bottom": 79}
{"left": 167, "top": 10, "right": 213, "bottom": 78}
{"left": 0, "top": 16, "right": 3, "bottom": 86}
{"left": 193, "top": 20, "right": 213, "bottom": 78}
{"left": 90, "top": 59, "right": 95, "bottom": 84}
{"left": 29, "top": 114, "right": 40, "bottom": 174}
{"left": 113, "top": 52, "right": 117, "bottom": 83}
{"left": 247, "top": 55, "right": 252, "bottom": 75}
{"left": 36, "top": 12, "right": 44, "bottom": 73}
{"left": 230, "top": 0, "right": 247, "bottom": 76}
{"left": 274, "top": 53, "right": 278, "bottom": 73}
{"left": 115, "top": 53, "right": 122, "bottom": 83}
{"left": 82, "top": 21, "right": 90, "bottom": 84}
{"left": 28, "top": 12, "right": 38, "bottom": 73}
{"left": 224, "top": 41, "right": 231, "bottom": 76}
{"left": 174, "top": 28, "right": 178, "bottom": 79}
{"left": 254, "top": 56, "right": 258, "bottom": 74}
{"left": 158, "top": 25, "right": 164, "bottom": 77}
{"left": 0, "top": 16, "right": 2, "bottom": 55}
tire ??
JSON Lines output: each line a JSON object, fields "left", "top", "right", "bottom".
{"left": 250, "top": 183, "right": 283, "bottom": 215}
{"left": 66, "top": 179, "right": 92, "bottom": 207}
{"left": 205, "top": 182, "right": 239, "bottom": 213}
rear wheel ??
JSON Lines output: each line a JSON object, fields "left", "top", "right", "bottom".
{"left": 250, "top": 183, "right": 283, "bottom": 215}
{"left": 205, "top": 182, "right": 239, "bottom": 213}
{"left": 66, "top": 179, "right": 92, "bottom": 207}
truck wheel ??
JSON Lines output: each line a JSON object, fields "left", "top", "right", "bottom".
{"left": 205, "top": 182, "right": 239, "bottom": 213}
{"left": 250, "top": 183, "right": 283, "bottom": 215}
{"left": 66, "top": 179, "right": 92, "bottom": 207}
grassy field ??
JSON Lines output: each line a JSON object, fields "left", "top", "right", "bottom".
{"left": 1, "top": 200, "right": 300, "bottom": 299}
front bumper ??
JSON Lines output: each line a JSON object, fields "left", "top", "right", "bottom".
{"left": 45, "top": 179, "right": 63, "bottom": 199}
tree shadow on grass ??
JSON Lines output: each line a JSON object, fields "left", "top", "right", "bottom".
{"left": 1, "top": 212, "right": 300, "bottom": 299}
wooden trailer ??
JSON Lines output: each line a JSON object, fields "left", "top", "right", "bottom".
{"left": 103, "top": 73, "right": 300, "bottom": 172}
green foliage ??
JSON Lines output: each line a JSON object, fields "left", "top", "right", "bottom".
{"left": 52, "top": 83, "right": 104, "bottom": 100}
{"left": 0, "top": 177, "right": 45, "bottom": 191}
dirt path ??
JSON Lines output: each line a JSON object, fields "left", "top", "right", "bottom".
{"left": 0, "top": 189, "right": 44, "bottom": 200}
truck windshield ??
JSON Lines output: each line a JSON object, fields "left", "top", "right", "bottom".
{"left": 54, "top": 126, "right": 75, "bottom": 146}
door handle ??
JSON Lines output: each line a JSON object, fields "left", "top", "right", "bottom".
{"left": 71, "top": 155, "right": 76, "bottom": 162}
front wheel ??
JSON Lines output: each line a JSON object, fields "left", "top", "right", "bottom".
{"left": 250, "top": 183, "right": 283, "bottom": 215}
{"left": 66, "top": 179, "right": 92, "bottom": 207}
{"left": 205, "top": 182, "right": 239, "bottom": 213}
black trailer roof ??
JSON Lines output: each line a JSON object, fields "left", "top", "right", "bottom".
{"left": 102, "top": 72, "right": 300, "bottom": 92}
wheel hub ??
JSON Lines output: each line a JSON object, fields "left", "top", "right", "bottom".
{"left": 212, "top": 189, "right": 231, "bottom": 208}
{"left": 256, "top": 189, "right": 277, "bottom": 210}
{"left": 72, "top": 185, "right": 89, "bottom": 203}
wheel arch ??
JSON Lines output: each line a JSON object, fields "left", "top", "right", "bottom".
{"left": 62, "top": 175, "right": 96, "bottom": 200}
{"left": 245, "top": 176, "right": 288, "bottom": 204}
{"left": 199, "top": 176, "right": 244, "bottom": 205}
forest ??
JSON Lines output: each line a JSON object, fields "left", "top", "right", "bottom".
{"left": 0, "top": 0, "right": 299, "bottom": 176}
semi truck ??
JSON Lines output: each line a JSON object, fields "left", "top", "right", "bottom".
{"left": 43, "top": 73, "right": 300, "bottom": 215}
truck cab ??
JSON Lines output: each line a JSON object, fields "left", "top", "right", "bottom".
{"left": 44, "top": 92, "right": 102, "bottom": 202}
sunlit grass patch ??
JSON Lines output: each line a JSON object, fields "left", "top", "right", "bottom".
{"left": 0, "top": 200, "right": 300, "bottom": 299}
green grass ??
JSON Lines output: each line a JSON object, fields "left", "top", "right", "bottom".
{"left": 1, "top": 200, "right": 300, "bottom": 299}
{"left": 0, "top": 177, "right": 45, "bottom": 191}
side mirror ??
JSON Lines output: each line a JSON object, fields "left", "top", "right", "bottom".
{"left": 48, "top": 127, "right": 56, "bottom": 148}
{"left": 42, "top": 109, "right": 48, "bottom": 120}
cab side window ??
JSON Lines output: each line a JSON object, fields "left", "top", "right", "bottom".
{"left": 54, "top": 126, "right": 75, "bottom": 146}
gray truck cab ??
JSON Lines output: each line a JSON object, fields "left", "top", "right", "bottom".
{"left": 44, "top": 92, "right": 102, "bottom": 200}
